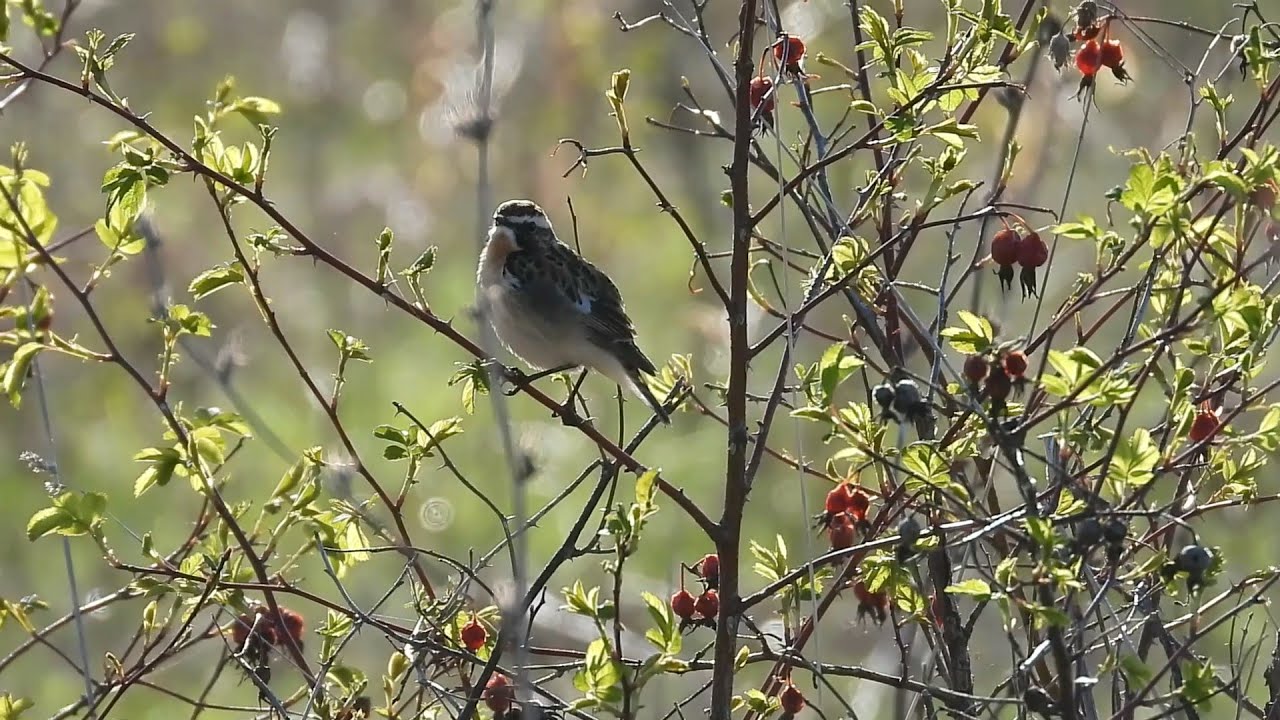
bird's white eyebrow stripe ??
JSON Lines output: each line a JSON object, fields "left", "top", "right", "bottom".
{"left": 502, "top": 214, "right": 544, "bottom": 224}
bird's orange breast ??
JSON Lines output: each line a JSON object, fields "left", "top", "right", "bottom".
{"left": 477, "top": 227, "right": 519, "bottom": 287}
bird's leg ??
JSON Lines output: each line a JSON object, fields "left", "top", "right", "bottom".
{"left": 501, "top": 363, "right": 577, "bottom": 396}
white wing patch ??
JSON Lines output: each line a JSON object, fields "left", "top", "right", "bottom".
{"left": 570, "top": 292, "right": 593, "bottom": 315}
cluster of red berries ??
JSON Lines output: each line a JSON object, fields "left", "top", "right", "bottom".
{"left": 963, "top": 348, "right": 1029, "bottom": 413}
{"left": 227, "top": 604, "right": 306, "bottom": 689}
{"left": 1068, "top": 3, "right": 1130, "bottom": 98}
{"left": 459, "top": 613, "right": 489, "bottom": 653}
{"left": 990, "top": 224, "right": 1048, "bottom": 298}
{"left": 1188, "top": 401, "right": 1221, "bottom": 447}
{"left": 816, "top": 482, "right": 871, "bottom": 550}
{"left": 748, "top": 33, "right": 811, "bottom": 130}
{"left": 670, "top": 553, "right": 721, "bottom": 629}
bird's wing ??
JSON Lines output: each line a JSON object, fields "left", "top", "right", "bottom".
{"left": 546, "top": 245, "right": 626, "bottom": 333}
{"left": 506, "top": 242, "right": 657, "bottom": 376}
{"left": 560, "top": 247, "right": 660, "bottom": 376}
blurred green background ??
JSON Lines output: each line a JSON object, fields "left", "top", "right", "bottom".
{"left": 0, "top": 0, "right": 1264, "bottom": 717}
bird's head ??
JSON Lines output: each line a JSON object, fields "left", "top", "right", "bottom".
{"left": 488, "top": 199, "right": 553, "bottom": 254}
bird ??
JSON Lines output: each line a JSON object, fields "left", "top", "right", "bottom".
{"left": 476, "top": 199, "right": 670, "bottom": 424}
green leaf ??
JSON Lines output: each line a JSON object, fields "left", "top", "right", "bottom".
{"left": 817, "top": 342, "right": 864, "bottom": 405}
{"left": 167, "top": 305, "right": 213, "bottom": 337}
{"left": 561, "top": 580, "right": 600, "bottom": 618}
{"left": 190, "top": 426, "right": 226, "bottom": 467}
{"left": 133, "top": 446, "right": 182, "bottom": 496}
{"left": 634, "top": 468, "right": 658, "bottom": 510}
{"left": 188, "top": 265, "right": 244, "bottom": 300}
{"left": 402, "top": 246, "right": 437, "bottom": 276}
{"left": 233, "top": 96, "right": 283, "bottom": 126}
{"left": 1172, "top": 661, "right": 1213, "bottom": 707}
{"left": 416, "top": 417, "right": 463, "bottom": 455}
{"left": 271, "top": 454, "right": 320, "bottom": 501}
{"left": 1027, "top": 603, "right": 1069, "bottom": 630}
{"left": 2, "top": 343, "right": 43, "bottom": 408}
{"left": 640, "top": 591, "right": 680, "bottom": 654}
{"left": 900, "top": 442, "right": 970, "bottom": 503}
{"left": 25, "top": 507, "right": 73, "bottom": 541}
{"left": 94, "top": 219, "right": 144, "bottom": 255}
{"left": 375, "top": 227, "right": 394, "bottom": 284}
{"left": 923, "top": 117, "right": 980, "bottom": 148}
{"left": 944, "top": 578, "right": 992, "bottom": 600}
{"left": 605, "top": 69, "right": 631, "bottom": 141}
{"left": 1105, "top": 428, "right": 1159, "bottom": 498}
{"left": 26, "top": 491, "right": 107, "bottom": 540}
{"left": 0, "top": 167, "right": 59, "bottom": 256}
{"left": 326, "top": 664, "right": 367, "bottom": 694}
{"left": 940, "top": 310, "right": 994, "bottom": 354}
{"left": 735, "top": 645, "right": 751, "bottom": 670}
{"left": 0, "top": 693, "right": 35, "bottom": 720}
{"left": 327, "top": 329, "right": 372, "bottom": 362}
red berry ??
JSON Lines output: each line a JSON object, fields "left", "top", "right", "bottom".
{"left": 985, "top": 367, "right": 1012, "bottom": 403}
{"left": 1076, "top": 40, "right": 1102, "bottom": 76}
{"left": 847, "top": 488, "right": 870, "bottom": 520}
{"left": 852, "top": 580, "right": 888, "bottom": 624}
{"left": 1252, "top": 180, "right": 1278, "bottom": 211}
{"left": 1017, "top": 231, "right": 1048, "bottom": 268}
{"left": 1002, "top": 350, "right": 1028, "bottom": 379}
{"left": 694, "top": 590, "right": 719, "bottom": 619}
{"left": 773, "top": 35, "right": 806, "bottom": 71}
{"left": 824, "top": 485, "right": 851, "bottom": 515}
{"left": 1099, "top": 39, "right": 1124, "bottom": 68}
{"left": 229, "top": 611, "right": 257, "bottom": 651}
{"left": 460, "top": 615, "right": 487, "bottom": 652}
{"left": 963, "top": 355, "right": 990, "bottom": 384}
{"left": 484, "top": 674, "right": 514, "bottom": 714}
{"left": 274, "top": 608, "right": 305, "bottom": 649}
{"left": 749, "top": 76, "right": 776, "bottom": 114}
{"left": 990, "top": 228, "right": 1021, "bottom": 266}
{"left": 828, "top": 512, "right": 856, "bottom": 550}
{"left": 697, "top": 554, "right": 720, "bottom": 585}
{"left": 1188, "top": 406, "right": 1220, "bottom": 444}
{"left": 779, "top": 683, "right": 807, "bottom": 714}
{"left": 1016, "top": 232, "right": 1049, "bottom": 299}
{"left": 671, "top": 589, "right": 696, "bottom": 620}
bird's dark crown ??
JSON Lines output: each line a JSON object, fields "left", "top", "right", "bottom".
{"left": 492, "top": 199, "right": 554, "bottom": 251}
{"left": 493, "top": 200, "right": 550, "bottom": 228}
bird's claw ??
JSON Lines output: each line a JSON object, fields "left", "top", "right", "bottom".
{"left": 555, "top": 403, "right": 588, "bottom": 428}
{"left": 500, "top": 365, "right": 528, "bottom": 396}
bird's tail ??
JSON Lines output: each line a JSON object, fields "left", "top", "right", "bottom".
{"left": 627, "top": 370, "right": 671, "bottom": 425}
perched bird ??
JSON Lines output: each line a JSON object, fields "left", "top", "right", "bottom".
{"left": 477, "top": 199, "right": 670, "bottom": 424}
